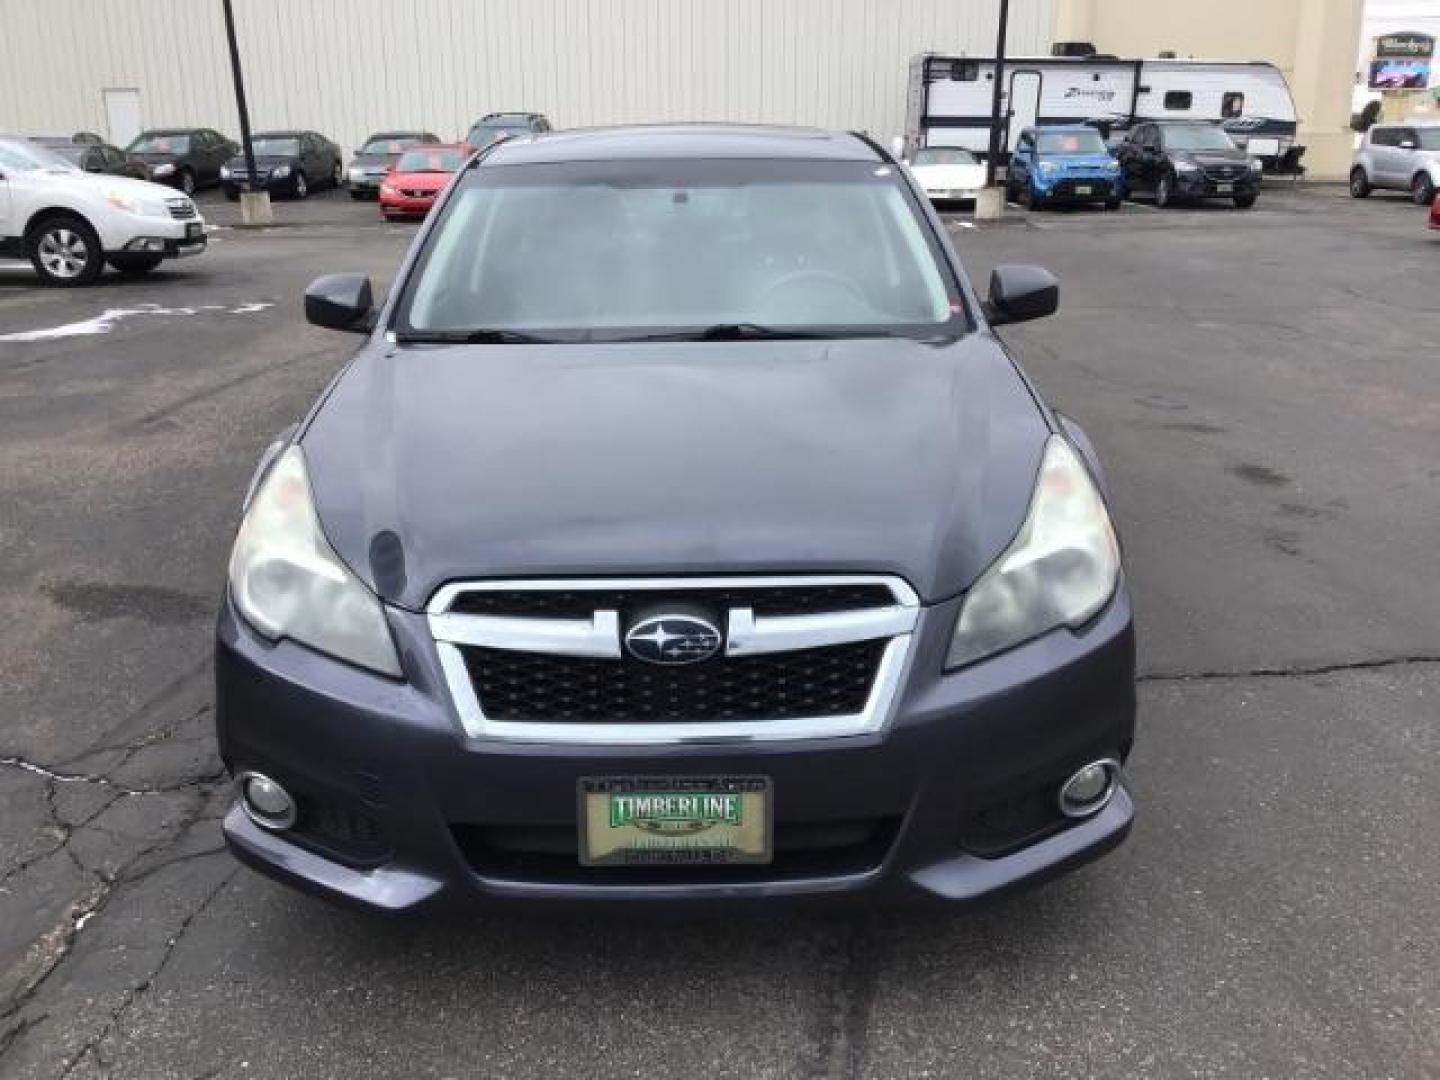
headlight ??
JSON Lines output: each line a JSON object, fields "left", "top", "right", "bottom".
{"left": 228, "top": 446, "right": 401, "bottom": 677}
{"left": 1038, "top": 160, "right": 1058, "bottom": 175}
{"left": 379, "top": 183, "right": 396, "bottom": 196}
{"left": 1249, "top": 158, "right": 1263, "bottom": 172}
{"left": 946, "top": 436, "right": 1120, "bottom": 670}
{"left": 272, "top": 164, "right": 291, "bottom": 179}
{"left": 1173, "top": 160, "right": 1198, "bottom": 173}
{"left": 348, "top": 167, "right": 363, "bottom": 181}
{"left": 1105, "top": 159, "right": 1121, "bottom": 172}
{"left": 151, "top": 163, "right": 175, "bottom": 176}
{"left": 105, "top": 191, "right": 144, "bottom": 214}
{"left": 220, "top": 165, "right": 232, "bottom": 179}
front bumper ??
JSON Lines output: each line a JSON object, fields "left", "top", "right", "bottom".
{"left": 1035, "top": 175, "right": 1122, "bottom": 201}
{"left": 103, "top": 218, "right": 208, "bottom": 259}
{"left": 1173, "top": 171, "right": 1260, "bottom": 198}
{"left": 379, "top": 193, "right": 438, "bottom": 217}
{"left": 348, "top": 171, "right": 388, "bottom": 195}
{"left": 924, "top": 187, "right": 981, "bottom": 203}
{"left": 216, "top": 587, "right": 1136, "bottom": 911}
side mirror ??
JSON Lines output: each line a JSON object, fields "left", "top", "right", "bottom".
{"left": 305, "top": 274, "right": 375, "bottom": 333}
{"left": 985, "top": 265, "right": 1058, "bottom": 326}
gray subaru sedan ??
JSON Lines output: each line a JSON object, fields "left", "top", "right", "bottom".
{"left": 216, "top": 124, "right": 1136, "bottom": 911}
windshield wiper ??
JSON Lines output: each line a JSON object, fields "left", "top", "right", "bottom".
{"left": 629, "top": 323, "right": 884, "bottom": 342}
{"left": 394, "top": 328, "right": 556, "bottom": 345}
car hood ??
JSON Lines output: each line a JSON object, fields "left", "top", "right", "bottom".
{"left": 1041, "top": 153, "right": 1117, "bottom": 171}
{"left": 225, "top": 154, "right": 298, "bottom": 169}
{"left": 387, "top": 171, "right": 452, "bottom": 190}
{"left": 910, "top": 163, "right": 987, "bottom": 188}
{"left": 300, "top": 336, "right": 1050, "bottom": 610}
{"left": 36, "top": 170, "right": 185, "bottom": 202}
{"left": 1173, "top": 149, "right": 1248, "bottom": 167}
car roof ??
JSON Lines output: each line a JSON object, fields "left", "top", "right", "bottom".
{"left": 483, "top": 124, "right": 878, "bottom": 164}
{"left": 368, "top": 130, "right": 428, "bottom": 139}
{"left": 398, "top": 143, "right": 468, "bottom": 154}
{"left": 475, "top": 112, "right": 543, "bottom": 123}
{"left": 1374, "top": 120, "right": 1440, "bottom": 128}
{"left": 253, "top": 130, "right": 307, "bottom": 138}
{"left": 1028, "top": 124, "right": 1100, "bottom": 134}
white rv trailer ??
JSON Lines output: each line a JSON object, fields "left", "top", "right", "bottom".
{"left": 904, "top": 54, "right": 1300, "bottom": 167}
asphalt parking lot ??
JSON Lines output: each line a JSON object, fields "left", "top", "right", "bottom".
{"left": 2, "top": 182, "right": 1438, "bottom": 1078}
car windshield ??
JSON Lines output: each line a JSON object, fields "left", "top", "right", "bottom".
{"left": 400, "top": 158, "right": 961, "bottom": 341}
{"left": 396, "top": 148, "right": 466, "bottom": 172}
{"left": 912, "top": 148, "right": 978, "bottom": 166}
{"left": 252, "top": 137, "right": 300, "bottom": 156}
{"left": 363, "top": 137, "right": 417, "bottom": 154}
{"left": 1162, "top": 126, "right": 1236, "bottom": 152}
{"left": 468, "top": 124, "right": 529, "bottom": 147}
{"left": 1037, "top": 130, "right": 1108, "bottom": 155}
{"left": 1415, "top": 129, "right": 1440, "bottom": 150}
{"left": 128, "top": 133, "right": 190, "bottom": 154}
{"left": 0, "top": 138, "right": 79, "bottom": 173}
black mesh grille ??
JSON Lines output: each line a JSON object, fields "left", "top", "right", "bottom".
{"left": 446, "top": 583, "right": 896, "bottom": 620}
{"left": 462, "top": 639, "right": 886, "bottom": 723}
{"left": 166, "top": 200, "right": 197, "bottom": 219}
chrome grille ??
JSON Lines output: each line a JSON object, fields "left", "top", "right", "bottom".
{"left": 429, "top": 576, "right": 920, "bottom": 744}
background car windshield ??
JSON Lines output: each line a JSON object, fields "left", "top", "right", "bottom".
{"left": 402, "top": 159, "right": 958, "bottom": 338}
{"left": 252, "top": 137, "right": 300, "bottom": 156}
{"left": 1415, "top": 129, "right": 1440, "bottom": 150}
{"left": 912, "top": 148, "right": 978, "bottom": 166}
{"left": 363, "top": 137, "right": 414, "bottom": 154}
{"left": 1037, "top": 130, "right": 1108, "bottom": 155}
{"left": 0, "top": 138, "right": 77, "bottom": 172}
{"left": 468, "top": 124, "right": 527, "bottom": 146}
{"left": 397, "top": 148, "right": 465, "bottom": 172}
{"left": 1162, "top": 126, "right": 1236, "bottom": 151}
{"left": 128, "top": 133, "right": 189, "bottom": 154}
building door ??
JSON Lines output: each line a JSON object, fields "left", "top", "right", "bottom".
{"left": 103, "top": 89, "right": 143, "bottom": 148}
{"left": 1007, "top": 71, "right": 1042, "bottom": 151}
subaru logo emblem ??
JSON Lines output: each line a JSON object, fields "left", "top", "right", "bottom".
{"left": 624, "top": 614, "right": 723, "bottom": 665}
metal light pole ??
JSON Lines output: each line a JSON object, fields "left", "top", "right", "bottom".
{"left": 220, "top": 0, "right": 271, "bottom": 224}
{"left": 984, "top": 0, "right": 1011, "bottom": 188}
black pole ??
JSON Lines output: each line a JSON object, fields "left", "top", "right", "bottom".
{"left": 984, "top": 0, "right": 1011, "bottom": 187}
{"left": 221, "top": 0, "right": 259, "bottom": 192}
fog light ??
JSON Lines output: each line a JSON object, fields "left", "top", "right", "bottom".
{"left": 1057, "top": 759, "right": 1120, "bottom": 819}
{"left": 237, "top": 771, "right": 296, "bottom": 830}
{"left": 124, "top": 238, "right": 165, "bottom": 252}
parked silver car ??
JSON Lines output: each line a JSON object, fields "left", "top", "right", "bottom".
{"left": 1350, "top": 122, "right": 1440, "bottom": 204}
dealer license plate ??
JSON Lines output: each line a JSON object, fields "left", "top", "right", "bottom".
{"left": 579, "top": 777, "right": 772, "bottom": 866}
{"left": 1074, "top": 185, "right": 1093, "bottom": 195}
{"left": 1215, "top": 183, "right": 1233, "bottom": 194}
{"left": 185, "top": 223, "right": 204, "bottom": 240}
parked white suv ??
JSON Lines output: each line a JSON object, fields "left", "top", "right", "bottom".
{"left": 0, "top": 136, "right": 207, "bottom": 286}
{"left": 1350, "top": 122, "right": 1440, "bottom": 205}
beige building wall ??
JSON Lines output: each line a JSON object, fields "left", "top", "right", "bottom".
{"left": 1054, "top": 0, "right": 1365, "bottom": 177}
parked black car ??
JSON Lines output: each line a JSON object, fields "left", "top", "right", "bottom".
{"left": 1115, "top": 121, "right": 1261, "bottom": 209}
{"left": 347, "top": 131, "right": 442, "bottom": 199}
{"left": 464, "top": 111, "right": 552, "bottom": 150}
{"left": 217, "top": 125, "right": 1136, "bottom": 913}
{"left": 125, "top": 128, "right": 238, "bottom": 195}
{"left": 221, "top": 130, "right": 344, "bottom": 200}
{"left": 27, "top": 136, "right": 148, "bottom": 178}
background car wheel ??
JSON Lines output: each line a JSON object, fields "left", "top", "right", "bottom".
{"left": 350, "top": 190, "right": 366, "bottom": 201}
{"left": 108, "top": 253, "right": 164, "bottom": 278}
{"left": 1104, "top": 197, "right": 1121, "bottom": 210}
{"left": 1155, "top": 173, "right": 1173, "bottom": 208}
{"left": 1026, "top": 184, "right": 1044, "bottom": 211}
{"left": 224, "top": 189, "right": 240, "bottom": 202}
{"left": 1412, "top": 173, "right": 1436, "bottom": 206}
{"left": 293, "top": 171, "right": 309, "bottom": 199}
{"left": 332, "top": 161, "right": 344, "bottom": 188}
{"left": 27, "top": 214, "right": 104, "bottom": 287}
{"left": 1349, "top": 167, "right": 1372, "bottom": 198}
{"left": 177, "top": 169, "right": 196, "bottom": 196}
{"left": 1233, "top": 194, "right": 1257, "bottom": 209}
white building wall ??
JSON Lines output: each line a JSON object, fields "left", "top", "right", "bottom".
{"left": 0, "top": 0, "right": 1054, "bottom": 152}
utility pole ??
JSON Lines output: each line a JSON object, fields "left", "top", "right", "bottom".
{"left": 984, "top": 0, "right": 1011, "bottom": 188}
{"left": 221, "top": 0, "right": 271, "bottom": 224}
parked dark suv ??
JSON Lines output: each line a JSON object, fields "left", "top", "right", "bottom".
{"left": 221, "top": 130, "right": 344, "bottom": 200}
{"left": 464, "top": 111, "right": 552, "bottom": 150}
{"left": 125, "top": 128, "right": 238, "bottom": 195}
{"left": 1115, "top": 121, "right": 1261, "bottom": 209}
{"left": 217, "top": 125, "right": 1136, "bottom": 912}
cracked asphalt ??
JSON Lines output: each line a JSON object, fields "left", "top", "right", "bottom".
{"left": 2, "top": 184, "right": 1438, "bottom": 1078}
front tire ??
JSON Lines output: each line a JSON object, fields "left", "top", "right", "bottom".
{"left": 1233, "top": 193, "right": 1257, "bottom": 209}
{"left": 1412, "top": 172, "right": 1436, "bottom": 205}
{"left": 1155, "top": 172, "right": 1173, "bottom": 208}
{"left": 1026, "top": 183, "right": 1045, "bottom": 211}
{"left": 177, "top": 169, "right": 196, "bottom": 196}
{"left": 332, "top": 161, "right": 344, "bottom": 189}
{"left": 1349, "top": 166, "right": 1372, "bottom": 198}
{"left": 292, "top": 171, "right": 309, "bottom": 199}
{"left": 108, "top": 253, "right": 164, "bottom": 277}
{"left": 28, "top": 214, "right": 104, "bottom": 287}
{"left": 1104, "top": 196, "right": 1121, "bottom": 210}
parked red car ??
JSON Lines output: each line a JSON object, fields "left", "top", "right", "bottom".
{"left": 1430, "top": 195, "right": 1440, "bottom": 231}
{"left": 378, "top": 144, "right": 468, "bottom": 220}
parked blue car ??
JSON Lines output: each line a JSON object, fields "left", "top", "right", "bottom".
{"left": 1006, "top": 125, "right": 1125, "bottom": 210}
